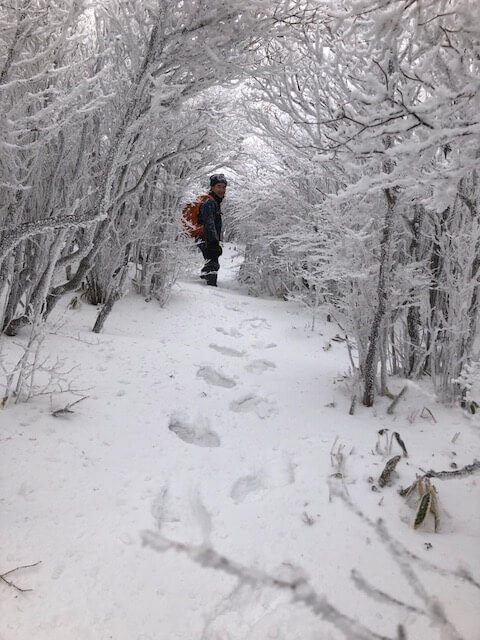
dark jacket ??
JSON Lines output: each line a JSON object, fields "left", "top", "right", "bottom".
{"left": 198, "top": 191, "right": 222, "bottom": 246}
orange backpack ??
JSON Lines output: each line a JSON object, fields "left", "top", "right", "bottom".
{"left": 181, "top": 194, "right": 215, "bottom": 238}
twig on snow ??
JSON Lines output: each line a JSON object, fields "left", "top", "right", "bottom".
{"left": 0, "top": 561, "right": 41, "bottom": 593}
{"left": 51, "top": 395, "right": 88, "bottom": 417}
{"left": 421, "top": 460, "right": 480, "bottom": 480}
{"left": 387, "top": 386, "right": 408, "bottom": 415}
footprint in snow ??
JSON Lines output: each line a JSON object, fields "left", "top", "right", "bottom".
{"left": 266, "top": 451, "right": 297, "bottom": 487}
{"left": 152, "top": 485, "right": 212, "bottom": 545}
{"left": 215, "top": 326, "right": 243, "bottom": 338}
{"left": 209, "top": 344, "right": 246, "bottom": 358}
{"left": 51, "top": 563, "right": 66, "bottom": 580}
{"left": 197, "top": 366, "right": 236, "bottom": 388}
{"left": 245, "top": 359, "right": 276, "bottom": 374}
{"left": 230, "top": 453, "right": 296, "bottom": 504}
{"left": 252, "top": 341, "right": 277, "bottom": 349}
{"left": 230, "top": 474, "right": 265, "bottom": 503}
{"left": 168, "top": 418, "right": 221, "bottom": 448}
{"left": 240, "top": 317, "right": 271, "bottom": 330}
{"left": 229, "top": 394, "right": 277, "bottom": 419}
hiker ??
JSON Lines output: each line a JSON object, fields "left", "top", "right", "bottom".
{"left": 197, "top": 174, "right": 227, "bottom": 287}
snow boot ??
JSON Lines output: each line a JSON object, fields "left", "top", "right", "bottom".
{"left": 206, "top": 273, "right": 217, "bottom": 286}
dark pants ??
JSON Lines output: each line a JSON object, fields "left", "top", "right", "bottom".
{"left": 197, "top": 241, "right": 220, "bottom": 286}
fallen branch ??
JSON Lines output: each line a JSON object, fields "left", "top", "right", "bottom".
{"left": 422, "top": 460, "right": 480, "bottom": 480}
{"left": 387, "top": 386, "right": 408, "bottom": 415}
{"left": 349, "top": 394, "right": 357, "bottom": 415}
{"left": 0, "top": 561, "right": 41, "bottom": 593}
{"left": 51, "top": 395, "right": 88, "bottom": 417}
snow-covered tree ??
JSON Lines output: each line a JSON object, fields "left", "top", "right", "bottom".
{"left": 236, "top": 0, "right": 480, "bottom": 404}
{"left": 0, "top": 0, "right": 314, "bottom": 333}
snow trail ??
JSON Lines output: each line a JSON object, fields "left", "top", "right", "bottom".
{"left": 1, "top": 244, "right": 479, "bottom": 640}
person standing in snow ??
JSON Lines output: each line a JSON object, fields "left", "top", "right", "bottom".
{"left": 197, "top": 174, "right": 227, "bottom": 287}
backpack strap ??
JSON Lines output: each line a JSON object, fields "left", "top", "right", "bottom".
{"left": 199, "top": 194, "right": 216, "bottom": 203}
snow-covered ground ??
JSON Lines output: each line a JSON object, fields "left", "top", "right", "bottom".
{"left": 1, "top": 244, "right": 479, "bottom": 640}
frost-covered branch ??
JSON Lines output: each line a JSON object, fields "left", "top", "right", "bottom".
{"left": 332, "top": 484, "right": 469, "bottom": 640}
{"left": 142, "top": 529, "right": 398, "bottom": 640}
{"left": 0, "top": 210, "right": 99, "bottom": 264}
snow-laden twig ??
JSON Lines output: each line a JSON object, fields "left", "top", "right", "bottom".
{"left": 142, "top": 529, "right": 397, "bottom": 640}
{"left": 350, "top": 569, "right": 425, "bottom": 616}
{"left": 331, "top": 485, "right": 467, "bottom": 640}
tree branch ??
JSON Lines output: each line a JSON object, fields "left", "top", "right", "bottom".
{"left": 422, "top": 460, "right": 480, "bottom": 479}
{"left": 142, "top": 530, "right": 395, "bottom": 640}
{"left": 0, "top": 210, "right": 101, "bottom": 264}
{"left": 0, "top": 561, "right": 41, "bottom": 593}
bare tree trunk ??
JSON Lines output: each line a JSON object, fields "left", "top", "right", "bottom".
{"left": 390, "top": 324, "right": 399, "bottom": 375}
{"left": 362, "top": 50, "right": 398, "bottom": 407}
{"left": 2, "top": 243, "right": 27, "bottom": 334}
{"left": 406, "top": 205, "right": 424, "bottom": 376}
{"left": 362, "top": 188, "right": 395, "bottom": 407}
{"left": 406, "top": 303, "right": 421, "bottom": 375}
{"left": 380, "top": 324, "right": 389, "bottom": 395}
{"left": 92, "top": 243, "right": 131, "bottom": 333}
{"left": 425, "top": 207, "right": 449, "bottom": 374}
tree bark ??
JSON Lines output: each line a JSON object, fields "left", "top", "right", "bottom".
{"left": 362, "top": 188, "right": 395, "bottom": 407}
{"left": 425, "top": 207, "right": 449, "bottom": 374}
{"left": 92, "top": 243, "right": 132, "bottom": 334}
{"left": 406, "top": 205, "right": 423, "bottom": 376}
